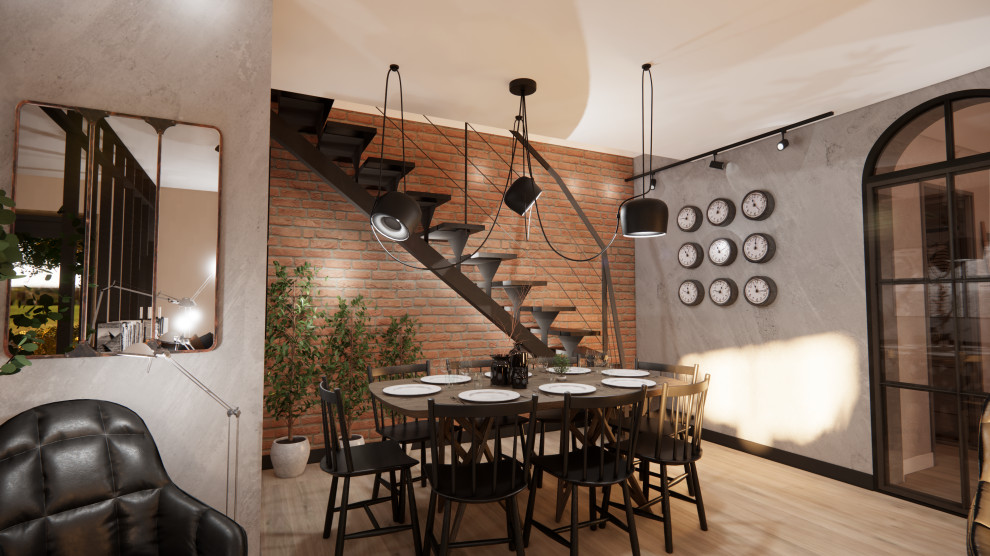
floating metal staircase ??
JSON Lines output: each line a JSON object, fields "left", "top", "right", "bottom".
{"left": 271, "top": 89, "right": 611, "bottom": 360}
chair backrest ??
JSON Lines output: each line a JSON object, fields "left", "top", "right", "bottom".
{"left": 648, "top": 374, "right": 711, "bottom": 461}
{"left": 558, "top": 387, "right": 647, "bottom": 483}
{"left": 319, "top": 378, "right": 356, "bottom": 473}
{"left": 446, "top": 358, "right": 493, "bottom": 373}
{"left": 635, "top": 360, "right": 699, "bottom": 383}
{"left": 426, "top": 395, "right": 539, "bottom": 497}
{"left": 367, "top": 362, "right": 431, "bottom": 432}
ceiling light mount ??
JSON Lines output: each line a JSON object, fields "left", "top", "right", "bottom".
{"left": 509, "top": 78, "right": 537, "bottom": 97}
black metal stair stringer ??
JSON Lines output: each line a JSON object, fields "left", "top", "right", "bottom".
{"left": 270, "top": 109, "right": 552, "bottom": 357}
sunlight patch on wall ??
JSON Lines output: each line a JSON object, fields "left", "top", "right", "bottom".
{"left": 680, "top": 332, "right": 859, "bottom": 446}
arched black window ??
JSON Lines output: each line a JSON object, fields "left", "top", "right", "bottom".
{"left": 864, "top": 90, "right": 990, "bottom": 514}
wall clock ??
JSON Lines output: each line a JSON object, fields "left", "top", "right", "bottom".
{"left": 708, "top": 238, "right": 737, "bottom": 266}
{"left": 676, "top": 205, "right": 703, "bottom": 232}
{"left": 678, "top": 242, "right": 704, "bottom": 269}
{"left": 709, "top": 278, "right": 738, "bottom": 306}
{"left": 744, "top": 276, "right": 777, "bottom": 306}
{"left": 678, "top": 279, "right": 704, "bottom": 306}
{"left": 741, "top": 189, "right": 775, "bottom": 220}
{"left": 743, "top": 232, "right": 776, "bottom": 263}
{"left": 707, "top": 198, "right": 735, "bottom": 226}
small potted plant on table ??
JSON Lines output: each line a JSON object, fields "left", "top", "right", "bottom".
{"left": 550, "top": 353, "right": 571, "bottom": 381}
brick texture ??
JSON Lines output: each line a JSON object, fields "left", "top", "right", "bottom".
{"left": 264, "top": 107, "right": 637, "bottom": 454}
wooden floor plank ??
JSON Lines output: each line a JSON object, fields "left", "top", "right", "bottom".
{"left": 262, "top": 441, "right": 965, "bottom": 555}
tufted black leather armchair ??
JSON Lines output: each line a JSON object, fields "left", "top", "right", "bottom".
{"left": 0, "top": 399, "right": 246, "bottom": 555}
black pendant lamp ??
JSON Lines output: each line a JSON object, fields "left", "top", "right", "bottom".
{"left": 370, "top": 64, "right": 422, "bottom": 241}
{"left": 620, "top": 63, "right": 667, "bottom": 238}
{"left": 504, "top": 78, "right": 542, "bottom": 216}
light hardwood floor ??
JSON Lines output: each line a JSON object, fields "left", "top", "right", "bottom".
{"left": 262, "top": 441, "right": 966, "bottom": 555}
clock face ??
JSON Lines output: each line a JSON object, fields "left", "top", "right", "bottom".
{"left": 678, "top": 242, "right": 704, "bottom": 269}
{"left": 676, "top": 205, "right": 702, "bottom": 232}
{"left": 708, "top": 238, "right": 737, "bottom": 266}
{"left": 743, "top": 233, "right": 776, "bottom": 263}
{"left": 707, "top": 198, "right": 735, "bottom": 226}
{"left": 678, "top": 280, "right": 704, "bottom": 306}
{"left": 742, "top": 190, "right": 775, "bottom": 221}
{"left": 709, "top": 278, "right": 738, "bottom": 306}
{"left": 744, "top": 276, "right": 777, "bottom": 306}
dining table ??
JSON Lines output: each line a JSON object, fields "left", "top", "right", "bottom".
{"left": 368, "top": 365, "right": 690, "bottom": 522}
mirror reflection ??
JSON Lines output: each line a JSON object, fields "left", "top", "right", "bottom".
{"left": 8, "top": 102, "right": 220, "bottom": 356}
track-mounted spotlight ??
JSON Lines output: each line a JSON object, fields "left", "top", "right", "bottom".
{"left": 777, "top": 132, "right": 789, "bottom": 151}
{"left": 709, "top": 153, "right": 726, "bottom": 170}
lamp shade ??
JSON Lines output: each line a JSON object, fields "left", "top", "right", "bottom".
{"left": 371, "top": 191, "right": 422, "bottom": 241}
{"left": 620, "top": 197, "right": 668, "bottom": 238}
{"left": 504, "top": 176, "right": 542, "bottom": 216}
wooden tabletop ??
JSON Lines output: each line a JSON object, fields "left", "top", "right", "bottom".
{"left": 368, "top": 368, "right": 689, "bottom": 418}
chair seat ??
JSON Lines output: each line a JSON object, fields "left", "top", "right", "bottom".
{"left": 320, "top": 440, "right": 418, "bottom": 476}
{"left": 632, "top": 432, "right": 703, "bottom": 464}
{"left": 533, "top": 447, "right": 634, "bottom": 486}
{"left": 379, "top": 419, "right": 431, "bottom": 444}
{"left": 425, "top": 457, "right": 528, "bottom": 502}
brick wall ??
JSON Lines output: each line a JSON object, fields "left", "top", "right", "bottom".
{"left": 264, "top": 107, "right": 636, "bottom": 455}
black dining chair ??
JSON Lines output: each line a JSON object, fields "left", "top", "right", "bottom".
{"left": 524, "top": 387, "right": 647, "bottom": 556}
{"left": 633, "top": 360, "right": 699, "bottom": 499}
{"left": 530, "top": 354, "right": 580, "bottom": 488}
{"left": 368, "top": 362, "right": 432, "bottom": 496}
{"left": 423, "top": 394, "right": 539, "bottom": 555}
{"left": 625, "top": 374, "right": 711, "bottom": 553}
{"left": 318, "top": 379, "right": 422, "bottom": 556}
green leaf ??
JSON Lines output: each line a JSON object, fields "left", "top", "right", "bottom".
{"left": 0, "top": 211, "right": 14, "bottom": 225}
{"left": 13, "top": 355, "right": 30, "bottom": 366}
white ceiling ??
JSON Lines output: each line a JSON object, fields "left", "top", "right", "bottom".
{"left": 272, "top": 0, "right": 990, "bottom": 159}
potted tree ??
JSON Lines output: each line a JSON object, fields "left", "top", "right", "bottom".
{"left": 323, "top": 295, "right": 375, "bottom": 444}
{"left": 264, "top": 261, "right": 322, "bottom": 478}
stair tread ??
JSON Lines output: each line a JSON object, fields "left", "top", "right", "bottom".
{"left": 358, "top": 157, "right": 417, "bottom": 189}
{"left": 366, "top": 189, "right": 453, "bottom": 206}
{"left": 458, "top": 252, "right": 518, "bottom": 264}
{"left": 518, "top": 305, "right": 576, "bottom": 312}
{"left": 272, "top": 89, "right": 334, "bottom": 135}
{"left": 484, "top": 280, "right": 548, "bottom": 288}
{"left": 546, "top": 327, "right": 600, "bottom": 336}
{"left": 319, "top": 121, "right": 376, "bottom": 161}
{"left": 425, "top": 222, "right": 486, "bottom": 233}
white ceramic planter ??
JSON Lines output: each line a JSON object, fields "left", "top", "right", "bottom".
{"left": 344, "top": 434, "right": 365, "bottom": 447}
{"left": 270, "top": 435, "right": 310, "bottom": 478}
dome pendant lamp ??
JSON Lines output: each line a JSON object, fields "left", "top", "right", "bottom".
{"left": 620, "top": 63, "right": 667, "bottom": 238}
{"left": 504, "top": 78, "right": 542, "bottom": 216}
{"left": 370, "top": 64, "right": 422, "bottom": 241}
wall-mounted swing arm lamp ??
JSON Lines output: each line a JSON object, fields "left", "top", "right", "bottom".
{"left": 118, "top": 342, "right": 241, "bottom": 519}
{"left": 370, "top": 64, "right": 422, "bottom": 242}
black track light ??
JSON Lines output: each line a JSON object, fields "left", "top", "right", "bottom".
{"left": 709, "top": 153, "right": 726, "bottom": 170}
{"left": 777, "top": 131, "right": 789, "bottom": 151}
{"left": 621, "top": 196, "right": 668, "bottom": 237}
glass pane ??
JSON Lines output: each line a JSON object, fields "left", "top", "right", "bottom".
{"left": 959, "top": 280, "right": 990, "bottom": 394}
{"left": 875, "top": 105, "right": 946, "bottom": 175}
{"left": 876, "top": 184, "right": 924, "bottom": 279}
{"left": 885, "top": 387, "right": 962, "bottom": 503}
{"left": 965, "top": 395, "right": 984, "bottom": 505}
{"left": 953, "top": 98, "right": 990, "bottom": 158}
{"left": 879, "top": 283, "right": 956, "bottom": 387}
{"left": 953, "top": 169, "right": 990, "bottom": 278}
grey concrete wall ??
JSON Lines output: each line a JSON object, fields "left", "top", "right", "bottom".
{"left": 0, "top": 2, "right": 272, "bottom": 551}
{"left": 635, "top": 65, "right": 990, "bottom": 474}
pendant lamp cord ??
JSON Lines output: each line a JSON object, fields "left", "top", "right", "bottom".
{"left": 641, "top": 63, "right": 654, "bottom": 198}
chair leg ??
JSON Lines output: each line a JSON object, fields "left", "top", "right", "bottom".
{"left": 640, "top": 460, "right": 650, "bottom": 498}
{"left": 323, "top": 476, "right": 339, "bottom": 539}
{"left": 537, "top": 422, "right": 546, "bottom": 488}
{"left": 440, "top": 499, "right": 453, "bottom": 556}
{"left": 524, "top": 470, "right": 539, "bottom": 546}
{"left": 390, "top": 470, "right": 401, "bottom": 522}
{"left": 690, "top": 461, "right": 708, "bottom": 531}
{"left": 334, "top": 477, "right": 351, "bottom": 556}
{"left": 397, "top": 469, "right": 407, "bottom": 524}
{"left": 621, "top": 481, "right": 641, "bottom": 556}
{"left": 372, "top": 471, "right": 382, "bottom": 500}
{"left": 589, "top": 486, "right": 597, "bottom": 531}
{"left": 424, "top": 491, "right": 438, "bottom": 556}
{"left": 404, "top": 468, "right": 423, "bottom": 556}
{"left": 660, "top": 465, "right": 673, "bottom": 553}
{"left": 600, "top": 484, "right": 612, "bottom": 529}
{"left": 685, "top": 463, "right": 695, "bottom": 497}
{"left": 508, "top": 494, "right": 525, "bottom": 556}
{"left": 421, "top": 442, "right": 428, "bottom": 487}
{"left": 570, "top": 484, "right": 579, "bottom": 556}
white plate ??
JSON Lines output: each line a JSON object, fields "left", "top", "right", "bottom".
{"left": 421, "top": 374, "right": 471, "bottom": 385}
{"left": 458, "top": 389, "right": 522, "bottom": 403}
{"left": 601, "top": 377, "right": 657, "bottom": 389}
{"left": 484, "top": 371, "right": 532, "bottom": 378}
{"left": 602, "top": 369, "right": 650, "bottom": 378}
{"left": 564, "top": 367, "right": 591, "bottom": 375}
{"left": 539, "top": 383, "right": 597, "bottom": 395}
{"left": 382, "top": 384, "right": 442, "bottom": 396}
